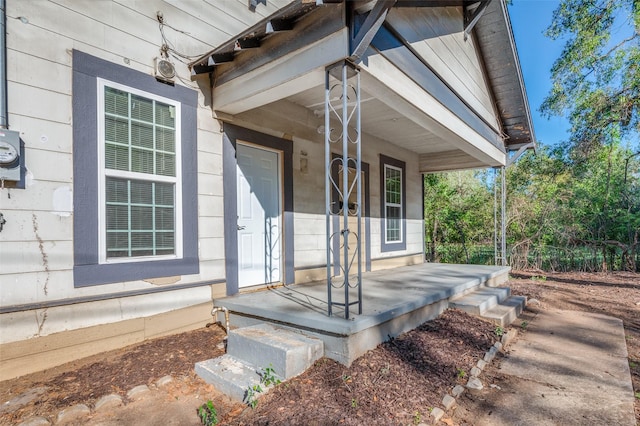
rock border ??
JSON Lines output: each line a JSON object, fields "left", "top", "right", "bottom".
{"left": 426, "top": 327, "right": 519, "bottom": 425}
{"left": 16, "top": 376, "right": 179, "bottom": 426}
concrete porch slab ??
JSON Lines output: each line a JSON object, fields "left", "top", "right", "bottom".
{"left": 215, "top": 263, "right": 510, "bottom": 365}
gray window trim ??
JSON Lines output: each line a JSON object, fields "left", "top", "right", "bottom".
{"left": 380, "top": 154, "right": 406, "bottom": 252}
{"left": 72, "top": 50, "right": 199, "bottom": 287}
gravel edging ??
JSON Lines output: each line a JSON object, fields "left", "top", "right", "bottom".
{"left": 427, "top": 328, "right": 518, "bottom": 425}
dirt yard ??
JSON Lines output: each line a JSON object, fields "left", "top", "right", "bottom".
{"left": 1, "top": 270, "right": 638, "bottom": 425}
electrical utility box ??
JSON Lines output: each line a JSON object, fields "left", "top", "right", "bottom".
{"left": 0, "top": 129, "right": 21, "bottom": 182}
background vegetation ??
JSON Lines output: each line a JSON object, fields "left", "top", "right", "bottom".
{"left": 424, "top": 144, "right": 639, "bottom": 272}
{"left": 425, "top": 0, "right": 639, "bottom": 272}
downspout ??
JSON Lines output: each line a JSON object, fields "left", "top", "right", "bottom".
{"left": 0, "top": 0, "right": 7, "bottom": 129}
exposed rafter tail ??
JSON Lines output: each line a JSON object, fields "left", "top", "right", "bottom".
{"left": 266, "top": 18, "right": 295, "bottom": 33}
{"left": 235, "top": 37, "right": 261, "bottom": 50}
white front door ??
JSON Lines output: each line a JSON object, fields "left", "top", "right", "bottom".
{"left": 236, "top": 143, "right": 282, "bottom": 287}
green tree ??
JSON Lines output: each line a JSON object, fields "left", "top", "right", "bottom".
{"left": 506, "top": 146, "right": 573, "bottom": 250}
{"left": 423, "top": 143, "right": 638, "bottom": 271}
{"left": 540, "top": 0, "right": 639, "bottom": 270}
{"left": 541, "top": 0, "right": 639, "bottom": 157}
{"left": 506, "top": 143, "right": 639, "bottom": 271}
{"left": 570, "top": 144, "right": 640, "bottom": 270}
{"left": 424, "top": 170, "right": 494, "bottom": 263}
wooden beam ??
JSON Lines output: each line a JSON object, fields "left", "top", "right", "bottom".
{"left": 213, "top": 29, "right": 348, "bottom": 114}
{"left": 249, "top": 0, "right": 267, "bottom": 12}
{"left": 190, "top": 64, "right": 215, "bottom": 78}
{"left": 506, "top": 142, "right": 535, "bottom": 166}
{"left": 208, "top": 52, "right": 235, "bottom": 65}
{"left": 464, "top": 0, "right": 491, "bottom": 40}
{"left": 190, "top": 0, "right": 321, "bottom": 68}
{"left": 349, "top": 0, "right": 396, "bottom": 63}
{"left": 216, "top": 5, "right": 344, "bottom": 86}
{"left": 235, "top": 37, "right": 261, "bottom": 50}
{"left": 395, "top": 0, "right": 465, "bottom": 6}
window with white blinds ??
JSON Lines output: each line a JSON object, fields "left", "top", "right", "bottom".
{"left": 379, "top": 154, "right": 406, "bottom": 252}
{"left": 384, "top": 164, "right": 403, "bottom": 243}
{"left": 98, "top": 80, "right": 182, "bottom": 262}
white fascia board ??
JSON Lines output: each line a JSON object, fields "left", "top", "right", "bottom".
{"left": 213, "top": 28, "right": 348, "bottom": 115}
{"left": 360, "top": 52, "right": 506, "bottom": 167}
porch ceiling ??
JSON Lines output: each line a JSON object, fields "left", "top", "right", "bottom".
{"left": 216, "top": 57, "right": 502, "bottom": 171}
{"left": 238, "top": 78, "right": 494, "bottom": 173}
{"left": 287, "top": 85, "right": 449, "bottom": 155}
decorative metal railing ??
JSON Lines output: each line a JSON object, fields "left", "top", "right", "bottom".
{"left": 325, "top": 60, "right": 362, "bottom": 318}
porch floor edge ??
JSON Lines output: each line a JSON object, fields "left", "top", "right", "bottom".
{"left": 216, "top": 263, "right": 510, "bottom": 337}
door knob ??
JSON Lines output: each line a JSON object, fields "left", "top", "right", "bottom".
{"left": 237, "top": 225, "right": 246, "bottom": 230}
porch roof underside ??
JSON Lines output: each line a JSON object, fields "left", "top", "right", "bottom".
{"left": 192, "top": 0, "right": 535, "bottom": 171}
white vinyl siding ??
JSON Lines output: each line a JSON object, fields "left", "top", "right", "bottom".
{"left": 98, "top": 80, "right": 182, "bottom": 262}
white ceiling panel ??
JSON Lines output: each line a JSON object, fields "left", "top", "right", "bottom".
{"left": 286, "top": 84, "right": 451, "bottom": 155}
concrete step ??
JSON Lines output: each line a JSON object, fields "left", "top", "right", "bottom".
{"left": 195, "top": 354, "right": 263, "bottom": 402}
{"left": 481, "top": 296, "right": 527, "bottom": 327}
{"left": 485, "top": 268, "right": 511, "bottom": 287}
{"left": 449, "top": 286, "right": 511, "bottom": 316}
{"left": 227, "top": 323, "right": 324, "bottom": 380}
{"left": 195, "top": 324, "right": 325, "bottom": 402}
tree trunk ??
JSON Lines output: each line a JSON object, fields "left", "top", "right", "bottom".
{"left": 456, "top": 220, "right": 469, "bottom": 263}
{"left": 631, "top": 229, "right": 638, "bottom": 272}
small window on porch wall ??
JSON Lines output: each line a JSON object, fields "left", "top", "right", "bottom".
{"left": 380, "top": 155, "right": 406, "bottom": 252}
{"left": 72, "top": 50, "right": 198, "bottom": 287}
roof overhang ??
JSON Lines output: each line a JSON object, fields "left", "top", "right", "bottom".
{"left": 189, "top": 0, "right": 535, "bottom": 170}
{"left": 190, "top": 0, "right": 499, "bottom": 73}
{"left": 474, "top": 0, "right": 537, "bottom": 151}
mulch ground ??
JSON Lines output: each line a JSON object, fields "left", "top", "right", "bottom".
{"left": 0, "top": 326, "right": 228, "bottom": 423}
{"left": 1, "top": 270, "right": 638, "bottom": 425}
{"left": 227, "top": 309, "right": 495, "bottom": 426}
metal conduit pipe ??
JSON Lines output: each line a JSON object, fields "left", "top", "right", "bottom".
{"left": 0, "top": 0, "right": 9, "bottom": 129}
{"left": 207, "top": 306, "right": 230, "bottom": 337}
{"left": 0, "top": 0, "right": 7, "bottom": 129}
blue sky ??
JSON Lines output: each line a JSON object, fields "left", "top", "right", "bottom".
{"left": 508, "top": 0, "right": 571, "bottom": 147}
